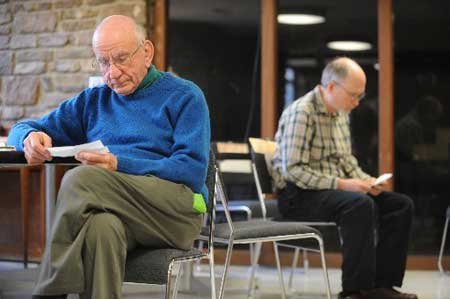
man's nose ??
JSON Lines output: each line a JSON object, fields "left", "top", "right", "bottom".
{"left": 108, "top": 63, "right": 122, "bottom": 78}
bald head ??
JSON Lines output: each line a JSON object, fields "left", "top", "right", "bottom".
{"left": 321, "top": 57, "right": 365, "bottom": 87}
{"left": 91, "top": 15, "right": 154, "bottom": 95}
{"left": 92, "top": 15, "right": 146, "bottom": 48}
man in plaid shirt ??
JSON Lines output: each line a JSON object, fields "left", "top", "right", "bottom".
{"left": 272, "top": 57, "right": 416, "bottom": 299}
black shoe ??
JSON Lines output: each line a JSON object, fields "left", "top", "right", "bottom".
{"left": 366, "top": 288, "right": 418, "bottom": 299}
{"left": 338, "top": 291, "right": 369, "bottom": 299}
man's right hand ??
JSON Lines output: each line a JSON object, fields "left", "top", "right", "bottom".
{"left": 337, "top": 178, "right": 373, "bottom": 194}
{"left": 23, "top": 132, "right": 53, "bottom": 164}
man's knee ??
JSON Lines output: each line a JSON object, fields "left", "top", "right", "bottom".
{"left": 394, "top": 193, "right": 414, "bottom": 217}
{"left": 349, "top": 194, "right": 375, "bottom": 217}
{"left": 60, "top": 166, "right": 106, "bottom": 192}
{"left": 85, "top": 213, "right": 127, "bottom": 246}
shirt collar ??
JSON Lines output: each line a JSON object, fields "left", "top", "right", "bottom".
{"left": 137, "top": 64, "right": 163, "bottom": 91}
{"left": 313, "top": 85, "right": 340, "bottom": 117}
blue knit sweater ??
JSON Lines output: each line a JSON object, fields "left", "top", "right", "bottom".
{"left": 7, "top": 72, "right": 211, "bottom": 200}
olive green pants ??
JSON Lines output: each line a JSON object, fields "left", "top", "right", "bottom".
{"left": 33, "top": 166, "right": 202, "bottom": 299}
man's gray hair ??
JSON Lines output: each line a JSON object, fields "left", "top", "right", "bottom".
{"left": 321, "top": 57, "right": 350, "bottom": 86}
{"left": 134, "top": 23, "right": 147, "bottom": 45}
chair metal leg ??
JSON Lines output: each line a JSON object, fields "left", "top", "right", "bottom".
{"left": 273, "top": 242, "right": 287, "bottom": 299}
{"left": 247, "top": 242, "right": 262, "bottom": 299}
{"left": 209, "top": 244, "right": 217, "bottom": 299}
{"left": 315, "top": 236, "right": 332, "bottom": 299}
{"left": 438, "top": 217, "right": 449, "bottom": 274}
{"left": 288, "top": 247, "right": 300, "bottom": 291}
{"left": 172, "top": 263, "right": 182, "bottom": 299}
{"left": 303, "top": 248, "right": 309, "bottom": 273}
{"left": 218, "top": 239, "right": 234, "bottom": 299}
{"left": 165, "top": 260, "right": 176, "bottom": 299}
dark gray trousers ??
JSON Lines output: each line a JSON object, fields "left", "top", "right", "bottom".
{"left": 33, "top": 166, "right": 202, "bottom": 298}
{"left": 278, "top": 183, "right": 414, "bottom": 292}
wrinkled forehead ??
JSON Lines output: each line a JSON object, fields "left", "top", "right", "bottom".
{"left": 92, "top": 24, "right": 138, "bottom": 54}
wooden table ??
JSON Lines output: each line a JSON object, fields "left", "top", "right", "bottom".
{"left": 0, "top": 151, "right": 78, "bottom": 267}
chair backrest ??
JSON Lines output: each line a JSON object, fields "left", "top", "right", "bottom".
{"left": 248, "top": 138, "right": 276, "bottom": 194}
{"left": 248, "top": 138, "right": 277, "bottom": 219}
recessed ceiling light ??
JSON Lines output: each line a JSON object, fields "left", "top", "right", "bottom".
{"left": 278, "top": 13, "right": 325, "bottom": 25}
{"left": 327, "top": 41, "right": 372, "bottom": 51}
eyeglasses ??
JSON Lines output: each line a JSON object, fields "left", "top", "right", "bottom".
{"left": 92, "top": 45, "right": 142, "bottom": 72}
{"left": 333, "top": 81, "right": 366, "bottom": 101}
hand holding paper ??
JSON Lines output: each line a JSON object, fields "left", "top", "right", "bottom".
{"left": 372, "top": 173, "right": 392, "bottom": 186}
{"left": 47, "top": 140, "right": 109, "bottom": 157}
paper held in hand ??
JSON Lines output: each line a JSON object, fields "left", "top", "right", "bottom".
{"left": 47, "top": 140, "right": 109, "bottom": 157}
{"left": 373, "top": 173, "right": 393, "bottom": 186}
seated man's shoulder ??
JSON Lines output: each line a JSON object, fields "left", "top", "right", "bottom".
{"left": 163, "top": 73, "right": 204, "bottom": 99}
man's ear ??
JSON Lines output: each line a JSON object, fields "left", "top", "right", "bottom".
{"left": 326, "top": 81, "right": 335, "bottom": 93}
{"left": 143, "top": 40, "right": 154, "bottom": 68}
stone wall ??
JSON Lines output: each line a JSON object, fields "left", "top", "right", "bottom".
{"left": 0, "top": 0, "right": 150, "bottom": 128}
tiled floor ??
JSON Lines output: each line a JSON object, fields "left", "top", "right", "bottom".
{"left": 0, "top": 262, "right": 449, "bottom": 298}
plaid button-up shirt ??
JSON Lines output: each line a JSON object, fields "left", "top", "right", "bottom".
{"left": 271, "top": 86, "right": 370, "bottom": 190}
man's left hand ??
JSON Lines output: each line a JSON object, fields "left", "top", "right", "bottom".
{"left": 367, "top": 177, "right": 386, "bottom": 196}
{"left": 75, "top": 151, "right": 118, "bottom": 171}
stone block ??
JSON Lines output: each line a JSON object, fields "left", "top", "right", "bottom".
{"left": 0, "top": 35, "right": 8, "bottom": 49}
{"left": 40, "top": 92, "right": 77, "bottom": 108}
{"left": 40, "top": 76, "right": 54, "bottom": 92}
{"left": 14, "top": 12, "right": 57, "bottom": 33}
{"left": 71, "top": 30, "right": 94, "bottom": 46}
{"left": 0, "top": 13, "right": 11, "bottom": 25}
{"left": 1, "top": 106, "right": 24, "bottom": 120}
{"left": 0, "top": 24, "right": 11, "bottom": 35}
{"left": 0, "top": 4, "right": 8, "bottom": 14}
{"left": 24, "top": 105, "right": 53, "bottom": 119}
{"left": 10, "top": 35, "right": 37, "bottom": 49}
{"left": 38, "top": 33, "right": 69, "bottom": 47}
{"left": 61, "top": 19, "right": 97, "bottom": 32}
{"left": 0, "top": 51, "right": 12, "bottom": 74}
{"left": 79, "top": 58, "right": 98, "bottom": 73}
{"left": 54, "top": 74, "right": 88, "bottom": 93}
{"left": 54, "top": 47, "right": 93, "bottom": 59}
{"left": 10, "top": 3, "right": 25, "bottom": 13}
{"left": 16, "top": 50, "right": 52, "bottom": 62}
{"left": 62, "top": 8, "right": 98, "bottom": 19}
{"left": 2, "top": 76, "right": 39, "bottom": 105}
{"left": 99, "top": 3, "right": 146, "bottom": 24}
{"left": 55, "top": 60, "right": 81, "bottom": 73}
{"left": 14, "top": 62, "right": 46, "bottom": 75}
{"left": 53, "top": 0, "right": 82, "bottom": 9}
{"left": 24, "top": 2, "right": 52, "bottom": 11}
{"left": 84, "top": 0, "right": 111, "bottom": 5}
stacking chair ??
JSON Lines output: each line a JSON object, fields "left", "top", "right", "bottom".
{"left": 248, "top": 137, "right": 340, "bottom": 291}
{"left": 213, "top": 141, "right": 280, "bottom": 221}
{"left": 209, "top": 163, "right": 331, "bottom": 299}
{"left": 123, "top": 150, "right": 217, "bottom": 299}
{"left": 438, "top": 205, "right": 450, "bottom": 274}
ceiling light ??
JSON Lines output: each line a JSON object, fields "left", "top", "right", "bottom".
{"left": 278, "top": 13, "right": 325, "bottom": 25}
{"left": 327, "top": 41, "right": 372, "bottom": 51}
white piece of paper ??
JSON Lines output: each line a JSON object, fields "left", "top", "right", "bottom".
{"left": 373, "top": 173, "right": 393, "bottom": 186}
{"left": 47, "top": 140, "right": 109, "bottom": 157}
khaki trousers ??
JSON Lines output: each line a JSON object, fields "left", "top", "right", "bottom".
{"left": 33, "top": 166, "right": 202, "bottom": 299}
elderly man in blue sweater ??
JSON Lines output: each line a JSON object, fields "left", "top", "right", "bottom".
{"left": 8, "top": 15, "right": 210, "bottom": 299}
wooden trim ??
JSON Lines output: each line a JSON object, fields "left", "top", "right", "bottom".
{"left": 378, "top": 0, "right": 394, "bottom": 190}
{"left": 20, "top": 167, "right": 30, "bottom": 267}
{"left": 151, "top": 0, "right": 168, "bottom": 71}
{"left": 211, "top": 248, "right": 449, "bottom": 271}
{"left": 260, "top": 0, "right": 278, "bottom": 138}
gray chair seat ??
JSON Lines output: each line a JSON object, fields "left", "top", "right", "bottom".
{"left": 203, "top": 219, "right": 320, "bottom": 241}
{"left": 125, "top": 247, "right": 205, "bottom": 285}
